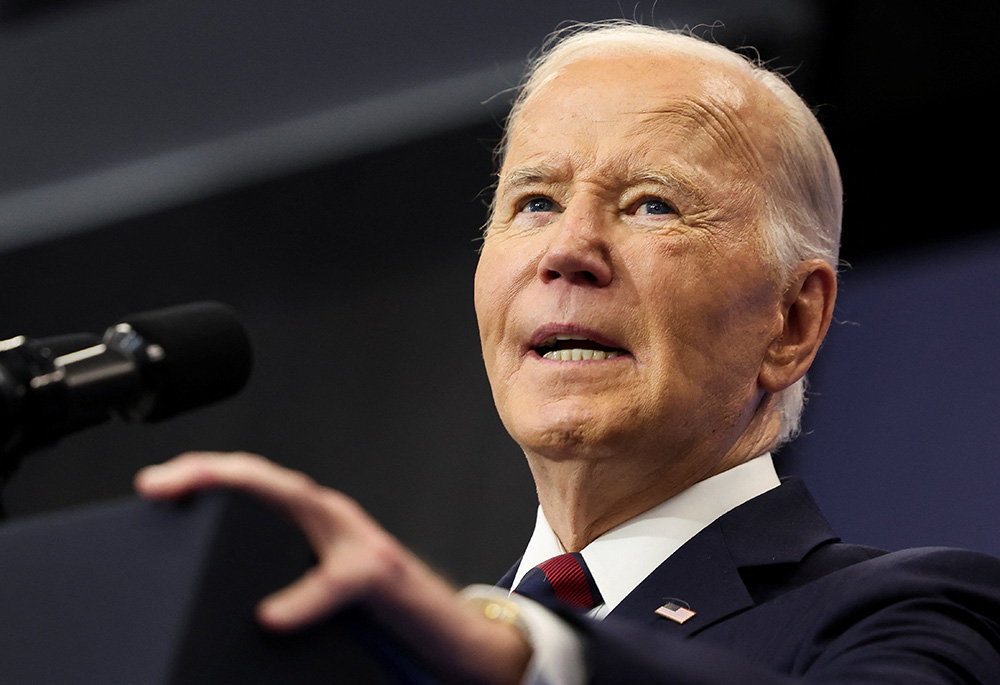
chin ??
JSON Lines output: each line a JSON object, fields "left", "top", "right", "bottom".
{"left": 507, "top": 399, "right": 628, "bottom": 460}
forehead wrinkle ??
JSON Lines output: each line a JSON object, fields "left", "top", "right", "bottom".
{"left": 637, "top": 97, "right": 768, "bottom": 179}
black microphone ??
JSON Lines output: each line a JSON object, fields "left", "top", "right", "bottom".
{"left": 0, "top": 302, "right": 253, "bottom": 472}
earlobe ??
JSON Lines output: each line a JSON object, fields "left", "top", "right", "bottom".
{"left": 759, "top": 260, "right": 837, "bottom": 394}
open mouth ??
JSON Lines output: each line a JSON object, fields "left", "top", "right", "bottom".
{"left": 533, "top": 334, "right": 627, "bottom": 361}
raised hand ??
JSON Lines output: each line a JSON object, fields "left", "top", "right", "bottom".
{"left": 136, "top": 452, "right": 531, "bottom": 683}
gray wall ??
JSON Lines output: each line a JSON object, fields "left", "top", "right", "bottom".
{"left": 787, "top": 234, "right": 1000, "bottom": 556}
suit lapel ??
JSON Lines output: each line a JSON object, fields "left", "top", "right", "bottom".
{"left": 610, "top": 519, "right": 752, "bottom": 637}
{"left": 496, "top": 560, "right": 520, "bottom": 591}
{"left": 607, "top": 479, "right": 838, "bottom": 637}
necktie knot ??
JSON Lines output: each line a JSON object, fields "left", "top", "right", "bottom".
{"left": 513, "top": 552, "right": 603, "bottom": 611}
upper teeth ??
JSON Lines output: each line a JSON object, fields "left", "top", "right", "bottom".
{"left": 538, "top": 333, "right": 622, "bottom": 361}
{"left": 543, "top": 348, "right": 621, "bottom": 361}
{"left": 545, "top": 334, "right": 588, "bottom": 344}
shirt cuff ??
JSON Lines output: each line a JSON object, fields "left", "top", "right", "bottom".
{"left": 461, "top": 584, "right": 586, "bottom": 685}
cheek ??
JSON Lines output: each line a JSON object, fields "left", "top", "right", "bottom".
{"left": 474, "top": 244, "right": 521, "bottom": 369}
{"left": 637, "top": 251, "right": 778, "bottom": 377}
{"left": 474, "top": 238, "right": 537, "bottom": 331}
{"left": 474, "top": 251, "right": 501, "bottom": 327}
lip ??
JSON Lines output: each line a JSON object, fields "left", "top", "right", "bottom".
{"left": 527, "top": 323, "right": 631, "bottom": 357}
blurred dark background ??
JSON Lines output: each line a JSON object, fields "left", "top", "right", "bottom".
{"left": 1, "top": 0, "right": 998, "bottom": 583}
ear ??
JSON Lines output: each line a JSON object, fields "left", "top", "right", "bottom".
{"left": 759, "top": 259, "right": 837, "bottom": 394}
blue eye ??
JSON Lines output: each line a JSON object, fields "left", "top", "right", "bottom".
{"left": 524, "top": 197, "right": 556, "bottom": 213}
{"left": 636, "top": 199, "right": 676, "bottom": 215}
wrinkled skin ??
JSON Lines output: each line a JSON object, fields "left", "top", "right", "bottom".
{"left": 475, "top": 53, "right": 835, "bottom": 549}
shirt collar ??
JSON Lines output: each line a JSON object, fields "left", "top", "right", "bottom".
{"left": 511, "top": 454, "right": 781, "bottom": 616}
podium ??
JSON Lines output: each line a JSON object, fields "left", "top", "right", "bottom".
{"left": 0, "top": 491, "right": 427, "bottom": 683}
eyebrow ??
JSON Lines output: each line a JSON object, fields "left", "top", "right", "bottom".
{"left": 498, "top": 163, "right": 570, "bottom": 190}
{"left": 495, "top": 137, "right": 729, "bottom": 221}
{"left": 623, "top": 167, "right": 708, "bottom": 207}
{"left": 501, "top": 162, "right": 700, "bottom": 190}
{"left": 501, "top": 159, "right": 707, "bottom": 206}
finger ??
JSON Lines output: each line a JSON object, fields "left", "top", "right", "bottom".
{"left": 256, "top": 563, "right": 367, "bottom": 632}
{"left": 136, "top": 452, "right": 314, "bottom": 511}
{"left": 133, "top": 453, "right": 230, "bottom": 498}
{"left": 136, "top": 452, "right": 355, "bottom": 545}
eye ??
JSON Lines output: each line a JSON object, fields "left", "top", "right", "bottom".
{"left": 635, "top": 198, "right": 677, "bottom": 216}
{"left": 522, "top": 196, "right": 558, "bottom": 213}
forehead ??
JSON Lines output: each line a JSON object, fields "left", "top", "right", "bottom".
{"left": 502, "top": 51, "right": 780, "bottom": 187}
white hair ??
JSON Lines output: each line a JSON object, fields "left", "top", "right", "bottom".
{"left": 498, "top": 21, "right": 843, "bottom": 448}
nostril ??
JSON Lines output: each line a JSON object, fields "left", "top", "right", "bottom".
{"left": 537, "top": 242, "right": 613, "bottom": 287}
{"left": 541, "top": 266, "right": 607, "bottom": 285}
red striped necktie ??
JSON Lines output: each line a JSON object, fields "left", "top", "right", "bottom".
{"left": 513, "top": 552, "right": 603, "bottom": 611}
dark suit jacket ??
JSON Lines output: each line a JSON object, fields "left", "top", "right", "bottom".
{"left": 500, "top": 479, "right": 1000, "bottom": 683}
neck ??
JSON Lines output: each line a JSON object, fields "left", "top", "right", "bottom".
{"left": 525, "top": 457, "right": 692, "bottom": 551}
{"left": 524, "top": 407, "right": 780, "bottom": 552}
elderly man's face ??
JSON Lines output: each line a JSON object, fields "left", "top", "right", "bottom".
{"left": 475, "top": 52, "right": 787, "bottom": 469}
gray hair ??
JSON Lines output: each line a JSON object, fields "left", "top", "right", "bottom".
{"left": 498, "top": 21, "right": 843, "bottom": 448}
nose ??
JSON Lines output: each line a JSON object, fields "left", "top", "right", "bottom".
{"left": 536, "top": 204, "right": 613, "bottom": 287}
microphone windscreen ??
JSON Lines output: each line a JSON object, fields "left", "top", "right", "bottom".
{"left": 121, "top": 302, "right": 253, "bottom": 421}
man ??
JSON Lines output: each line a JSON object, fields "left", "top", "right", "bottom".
{"left": 136, "top": 22, "right": 1000, "bottom": 683}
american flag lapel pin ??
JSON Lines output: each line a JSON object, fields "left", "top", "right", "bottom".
{"left": 655, "top": 600, "right": 696, "bottom": 624}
